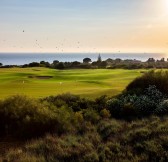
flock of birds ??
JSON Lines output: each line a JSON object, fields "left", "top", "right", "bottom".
{"left": 1, "top": 29, "right": 168, "bottom": 53}
{"left": 1, "top": 29, "right": 101, "bottom": 53}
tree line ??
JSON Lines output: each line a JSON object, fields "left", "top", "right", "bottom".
{"left": 1, "top": 55, "right": 168, "bottom": 69}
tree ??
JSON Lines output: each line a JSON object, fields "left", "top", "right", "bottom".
{"left": 0, "top": 63, "right": 3, "bottom": 67}
{"left": 56, "top": 62, "right": 65, "bottom": 69}
{"left": 40, "top": 61, "right": 50, "bottom": 67}
{"left": 147, "top": 58, "right": 155, "bottom": 63}
{"left": 99, "top": 61, "right": 107, "bottom": 68}
{"left": 53, "top": 60, "right": 59, "bottom": 65}
{"left": 71, "top": 61, "right": 81, "bottom": 67}
{"left": 83, "top": 58, "right": 92, "bottom": 64}
{"left": 97, "top": 54, "right": 102, "bottom": 63}
{"left": 28, "top": 62, "right": 40, "bottom": 67}
{"left": 52, "top": 60, "right": 59, "bottom": 68}
{"left": 160, "top": 58, "right": 165, "bottom": 62}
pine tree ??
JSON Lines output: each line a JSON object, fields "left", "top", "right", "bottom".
{"left": 97, "top": 54, "right": 102, "bottom": 62}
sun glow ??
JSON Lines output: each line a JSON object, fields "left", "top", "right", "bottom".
{"left": 165, "top": 0, "right": 168, "bottom": 12}
{"left": 167, "top": 0, "right": 168, "bottom": 7}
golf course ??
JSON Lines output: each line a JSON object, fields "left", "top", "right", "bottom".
{"left": 0, "top": 68, "right": 145, "bottom": 99}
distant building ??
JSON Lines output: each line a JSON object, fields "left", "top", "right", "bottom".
{"left": 97, "top": 54, "right": 102, "bottom": 62}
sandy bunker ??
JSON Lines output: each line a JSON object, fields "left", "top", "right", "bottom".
{"left": 28, "top": 76, "right": 53, "bottom": 79}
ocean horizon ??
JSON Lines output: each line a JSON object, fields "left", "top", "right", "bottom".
{"left": 0, "top": 53, "right": 167, "bottom": 65}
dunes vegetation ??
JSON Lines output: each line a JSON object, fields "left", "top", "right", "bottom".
{"left": 0, "top": 70, "right": 168, "bottom": 161}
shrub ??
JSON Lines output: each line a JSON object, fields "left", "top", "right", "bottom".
{"left": 155, "top": 100, "right": 168, "bottom": 115}
{"left": 100, "top": 109, "right": 111, "bottom": 119}
{"left": 97, "top": 120, "right": 121, "bottom": 140}
{"left": 121, "top": 103, "right": 137, "bottom": 120}
{"left": 94, "top": 95, "right": 108, "bottom": 112}
{"left": 107, "top": 98, "right": 123, "bottom": 118}
{"left": 0, "top": 95, "right": 76, "bottom": 138}
{"left": 83, "top": 109, "right": 100, "bottom": 124}
{"left": 25, "top": 135, "right": 97, "bottom": 162}
{"left": 4, "top": 150, "right": 45, "bottom": 162}
{"left": 55, "top": 62, "right": 65, "bottom": 69}
{"left": 126, "top": 70, "right": 168, "bottom": 95}
{"left": 133, "top": 95, "right": 156, "bottom": 116}
{"left": 43, "top": 93, "right": 93, "bottom": 112}
{"left": 107, "top": 85, "right": 164, "bottom": 118}
{"left": 127, "top": 127, "right": 151, "bottom": 143}
{"left": 2, "top": 116, "right": 168, "bottom": 162}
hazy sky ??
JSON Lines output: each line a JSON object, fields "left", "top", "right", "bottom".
{"left": 0, "top": 0, "right": 168, "bottom": 53}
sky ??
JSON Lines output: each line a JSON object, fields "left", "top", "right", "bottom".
{"left": 0, "top": 0, "right": 168, "bottom": 53}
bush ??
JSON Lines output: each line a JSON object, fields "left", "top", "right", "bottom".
{"left": 155, "top": 100, "right": 168, "bottom": 115}
{"left": 107, "top": 98, "right": 123, "bottom": 118}
{"left": 94, "top": 95, "right": 108, "bottom": 112}
{"left": 129, "top": 86, "right": 164, "bottom": 116}
{"left": 0, "top": 95, "right": 76, "bottom": 138}
{"left": 97, "top": 120, "right": 121, "bottom": 140}
{"left": 83, "top": 109, "right": 100, "bottom": 124}
{"left": 25, "top": 135, "right": 97, "bottom": 162}
{"left": 55, "top": 62, "right": 65, "bottom": 69}
{"left": 43, "top": 93, "right": 93, "bottom": 112}
{"left": 100, "top": 109, "right": 111, "bottom": 119}
{"left": 107, "top": 85, "right": 164, "bottom": 118}
{"left": 126, "top": 70, "right": 168, "bottom": 95}
{"left": 133, "top": 95, "right": 157, "bottom": 116}
{"left": 4, "top": 150, "right": 45, "bottom": 162}
{"left": 2, "top": 116, "right": 168, "bottom": 162}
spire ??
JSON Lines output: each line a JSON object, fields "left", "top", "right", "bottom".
{"left": 97, "top": 54, "right": 102, "bottom": 62}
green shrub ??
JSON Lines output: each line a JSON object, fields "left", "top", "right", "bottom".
{"left": 127, "top": 127, "right": 151, "bottom": 143}
{"left": 25, "top": 135, "right": 97, "bottom": 162}
{"left": 0, "top": 95, "right": 76, "bottom": 138}
{"left": 155, "top": 100, "right": 168, "bottom": 115}
{"left": 133, "top": 95, "right": 157, "bottom": 116}
{"left": 4, "top": 150, "right": 45, "bottom": 162}
{"left": 2, "top": 116, "right": 168, "bottom": 162}
{"left": 107, "top": 85, "right": 165, "bottom": 118}
{"left": 83, "top": 109, "right": 100, "bottom": 124}
{"left": 100, "top": 109, "right": 111, "bottom": 119}
{"left": 122, "top": 103, "right": 137, "bottom": 120}
{"left": 107, "top": 98, "right": 123, "bottom": 118}
{"left": 94, "top": 95, "right": 108, "bottom": 112}
{"left": 43, "top": 93, "right": 93, "bottom": 112}
{"left": 126, "top": 70, "right": 168, "bottom": 95}
{"left": 97, "top": 120, "right": 121, "bottom": 140}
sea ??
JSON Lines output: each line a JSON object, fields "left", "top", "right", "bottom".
{"left": 0, "top": 53, "right": 167, "bottom": 65}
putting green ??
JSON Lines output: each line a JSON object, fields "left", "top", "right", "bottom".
{"left": 0, "top": 68, "right": 145, "bottom": 99}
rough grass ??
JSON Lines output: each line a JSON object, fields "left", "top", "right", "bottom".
{"left": 0, "top": 68, "right": 144, "bottom": 99}
{"left": 1, "top": 116, "right": 168, "bottom": 162}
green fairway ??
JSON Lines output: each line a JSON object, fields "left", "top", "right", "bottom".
{"left": 0, "top": 68, "right": 145, "bottom": 99}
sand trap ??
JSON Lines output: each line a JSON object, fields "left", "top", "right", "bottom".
{"left": 28, "top": 76, "right": 53, "bottom": 79}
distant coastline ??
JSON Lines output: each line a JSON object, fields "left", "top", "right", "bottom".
{"left": 0, "top": 53, "right": 166, "bottom": 65}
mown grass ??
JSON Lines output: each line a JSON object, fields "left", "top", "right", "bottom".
{"left": 0, "top": 68, "right": 144, "bottom": 99}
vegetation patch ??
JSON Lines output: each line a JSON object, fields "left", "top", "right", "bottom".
{"left": 0, "top": 69, "right": 168, "bottom": 161}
